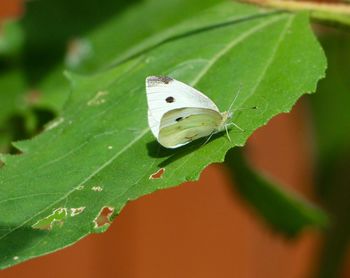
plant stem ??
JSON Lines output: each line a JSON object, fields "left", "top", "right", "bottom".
{"left": 239, "top": 0, "right": 350, "bottom": 28}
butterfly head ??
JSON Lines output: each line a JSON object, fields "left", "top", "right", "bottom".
{"left": 217, "top": 111, "right": 233, "bottom": 132}
{"left": 222, "top": 111, "right": 233, "bottom": 123}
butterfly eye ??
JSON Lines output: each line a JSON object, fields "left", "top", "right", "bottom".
{"left": 165, "top": 96, "right": 174, "bottom": 103}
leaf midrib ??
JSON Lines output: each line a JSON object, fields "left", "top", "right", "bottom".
{"left": 111, "top": 9, "right": 282, "bottom": 67}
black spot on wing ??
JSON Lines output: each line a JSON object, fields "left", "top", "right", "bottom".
{"left": 175, "top": 117, "right": 183, "bottom": 122}
{"left": 166, "top": 96, "right": 175, "bottom": 103}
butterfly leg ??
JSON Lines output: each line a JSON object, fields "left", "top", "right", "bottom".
{"left": 226, "top": 122, "right": 244, "bottom": 132}
{"left": 225, "top": 125, "right": 232, "bottom": 142}
{"left": 201, "top": 131, "right": 215, "bottom": 147}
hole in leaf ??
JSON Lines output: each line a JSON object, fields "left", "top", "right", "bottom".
{"left": 149, "top": 168, "right": 165, "bottom": 179}
{"left": 87, "top": 91, "right": 108, "bottom": 106}
{"left": 93, "top": 206, "right": 114, "bottom": 229}
{"left": 91, "top": 185, "right": 103, "bottom": 192}
{"left": 75, "top": 185, "right": 85, "bottom": 190}
{"left": 70, "top": 207, "right": 85, "bottom": 217}
{"left": 32, "top": 208, "right": 67, "bottom": 230}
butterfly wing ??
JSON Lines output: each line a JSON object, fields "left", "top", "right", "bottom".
{"left": 158, "top": 107, "right": 223, "bottom": 148}
{"left": 146, "top": 76, "right": 219, "bottom": 138}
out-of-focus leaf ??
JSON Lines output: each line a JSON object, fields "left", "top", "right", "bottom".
{"left": 311, "top": 29, "right": 350, "bottom": 278}
{"left": 312, "top": 32, "right": 350, "bottom": 165}
{"left": 63, "top": 0, "right": 226, "bottom": 72}
{"left": 0, "top": 70, "right": 26, "bottom": 125}
{"left": 0, "top": 69, "right": 55, "bottom": 153}
{"left": 225, "top": 149, "right": 328, "bottom": 236}
{"left": 20, "top": 0, "right": 140, "bottom": 82}
{"left": 0, "top": 2, "right": 326, "bottom": 269}
{"left": 0, "top": 20, "right": 23, "bottom": 57}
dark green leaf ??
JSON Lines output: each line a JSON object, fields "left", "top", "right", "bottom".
{"left": 225, "top": 149, "right": 328, "bottom": 236}
{"left": 311, "top": 28, "right": 350, "bottom": 278}
{"left": 0, "top": 20, "right": 23, "bottom": 58}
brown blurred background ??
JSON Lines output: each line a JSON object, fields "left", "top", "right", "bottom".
{"left": 1, "top": 1, "right": 349, "bottom": 277}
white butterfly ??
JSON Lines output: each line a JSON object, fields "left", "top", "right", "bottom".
{"left": 146, "top": 76, "right": 240, "bottom": 149}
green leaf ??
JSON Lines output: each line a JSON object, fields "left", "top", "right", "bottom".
{"left": 0, "top": 2, "right": 326, "bottom": 269}
{"left": 312, "top": 31, "right": 350, "bottom": 165}
{"left": 1, "top": 0, "right": 236, "bottom": 150}
{"left": 225, "top": 149, "right": 328, "bottom": 236}
{"left": 0, "top": 69, "right": 55, "bottom": 153}
{"left": 0, "top": 20, "right": 24, "bottom": 57}
{"left": 0, "top": 70, "right": 26, "bottom": 126}
{"left": 20, "top": 0, "right": 139, "bottom": 82}
{"left": 62, "top": 0, "right": 228, "bottom": 72}
{"left": 0, "top": 0, "right": 225, "bottom": 135}
{"left": 19, "top": 0, "right": 223, "bottom": 111}
{"left": 0, "top": 70, "right": 26, "bottom": 152}
{"left": 16, "top": 0, "right": 139, "bottom": 112}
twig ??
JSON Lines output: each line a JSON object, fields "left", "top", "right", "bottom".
{"left": 239, "top": 0, "right": 350, "bottom": 28}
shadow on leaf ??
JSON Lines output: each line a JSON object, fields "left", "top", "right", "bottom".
{"left": 0, "top": 224, "right": 47, "bottom": 267}
{"left": 146, "top": 132, "right": 225, "bottom": 167}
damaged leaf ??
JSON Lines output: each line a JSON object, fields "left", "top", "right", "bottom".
{"left": 93, "top": 207, "right": 114, "bottom": 233}
{"left": 0, "top": 1, "right": 326, "bottom": 269}
{"left": 32, "top": 208, "right": 68, "bottom": 230}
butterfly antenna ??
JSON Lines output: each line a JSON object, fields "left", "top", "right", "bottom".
{"left": 227, "top": 83, "right": 242, "bottom": 112}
